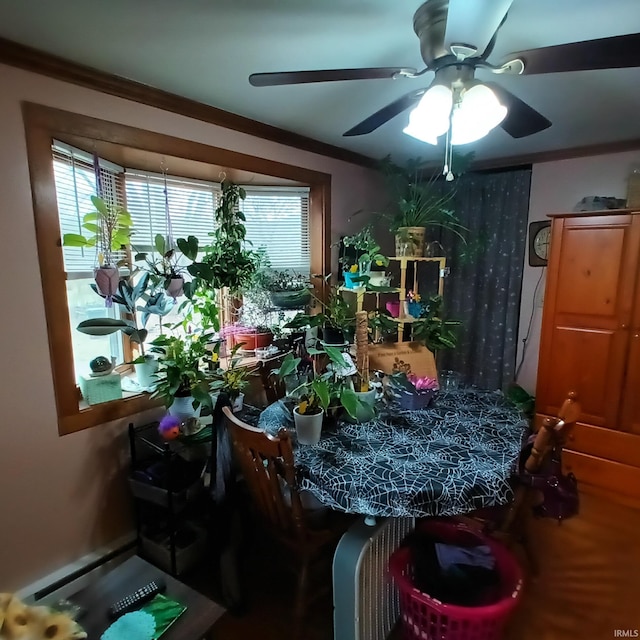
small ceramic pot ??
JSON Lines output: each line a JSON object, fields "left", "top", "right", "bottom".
{"left": 294, "top": 407, "right": 323, "bottom": 445}
{"left": 134, "top": 356, "right": 158, "bottom": 389}
{"left": 343, "top": 271, "right": 360, "bottom": 289}
{"left": 165, "top": 276, "right": 184, "bottom": 300}
{"left": 169, "top": 394, "right": 201, "bottom": 421}
{"left": 94, "top": 266, "right": 119, "bottom": 307}
{"left": 386, "top": 301, "right": 401, "bottom": 318}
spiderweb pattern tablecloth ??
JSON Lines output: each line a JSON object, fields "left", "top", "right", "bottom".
{"left": 258, "top": 388, "right": 529, "bottom": 518}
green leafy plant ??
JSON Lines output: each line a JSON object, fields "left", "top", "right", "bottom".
{"left": 411, "top": 294, "right": 462, "bottom": 354}
{"left": 186, "top": 180, "right": 257, "bottom": 292}
{"left": 379, "top": 156, "right": 467, "bottom": 241}
{"left": 278, "top": 347, "right": 361, "bottom": 419}
{"left": 79, "top": 273, "right": 174, "bottom": 358}
{"left": 340, "top": 225, "right": 389, "bottom": 269}
{"left": 149, "top": 332, "right": 215, "bottom": 409}
{"left": 505, "top": 382, "right": 535, "bottom": 421}
{"left": 209, "top": 347, "right": 256, "bottom": 399}
{"left": 63, "top": 195, "right": 133, "bottom": 267}
{"left": 135, "top": 233, "right": 198, "bottom": 289}
{"left": 285, "top": 285, "right": 356, "bottom": 333}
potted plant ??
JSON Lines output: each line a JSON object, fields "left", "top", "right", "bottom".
{"left": 285, "top": 285, "right": 356, "bottom": 346}
{"left": 135, "top": 234, "right": 199, "bottom": 301}
{"left": 277, "top": 348, "right": 361, "bottom": 444}
{"left": 186, "top": 180, "right": 257, "bottom": 293}
{"left": 263, "top": 269, "right": 312, "bottom": 309}
{"left": 63, "top": 195, "right": 134, "bottom": 306}
{"left": 149, "top": 331, "right": 215, "bottom": 419}
{"left": 341, "top": 225, "right": 389, "bottom": 279}
{"left": 224, "top": 324, "right": 274, "bottom": 351}
{"left": 379, "top": 157, "right": 467, "bottom": 257}
{"left": 77, "top": 273, "right": 174, "bottom": 388}
{"left": 209, "top": 348, "right": 256, "bottom": 412}
{"left": 411, "top": 294, "right": 462, "bottom": 358}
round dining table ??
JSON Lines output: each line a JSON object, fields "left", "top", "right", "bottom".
{"left": 258, "top": 388, "right": 529, "bottom": 518}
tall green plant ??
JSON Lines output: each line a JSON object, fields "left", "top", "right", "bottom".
{"left": 379, "top": 156, "right": 467, "bottom": 240}
{"left": 63, "top": 195, "right": 133, "bottom": 267}
{"left": 186, "top": 180, "right": 257, "bottom": 292}
{"left": 412, "top": 294, "right": 462, "bottom": 355}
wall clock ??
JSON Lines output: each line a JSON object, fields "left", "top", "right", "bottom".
{"left": 529, "top": 221, "right": 551, "bottom": 267}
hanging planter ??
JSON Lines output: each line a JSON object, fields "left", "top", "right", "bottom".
{"left": 165, "top": 275, "right": 185, "bottom": 300}
{"left": 62, "top": 195, "right": 133, "bottom": 307}
{"left": 93, "top": 265, "right": 120, "bottom": 307}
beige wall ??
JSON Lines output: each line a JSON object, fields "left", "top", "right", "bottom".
{"left": 0, "top": 62, "right": 385, "bottom": 591}
{"left": 516, "top": 150, "right": 640, "bottom": 394}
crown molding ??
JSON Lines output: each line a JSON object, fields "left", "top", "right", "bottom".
{"left": 0, "top": 37, "right": 377, "bottom": 169}
{"left": 473, "top": 137, "right": 640, "bottom": 171}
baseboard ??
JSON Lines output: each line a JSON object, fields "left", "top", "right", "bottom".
{"left": 17, "top": 532, "right": 137, "bottom": 603}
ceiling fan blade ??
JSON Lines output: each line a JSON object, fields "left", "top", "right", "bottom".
{"left": 485, "top": 82, "right": 552, "bottom": 138}
{"left": 249, "top": 67, "right": 417, "bottom": 87}
{"left": 444, "top": 0, "right": 514, "bottom": 57}
{"left": 343, "top": 89, "right": 426, "bottom": 136}
{"left": 505, "top": 33, "right": 640, "bottom": 75}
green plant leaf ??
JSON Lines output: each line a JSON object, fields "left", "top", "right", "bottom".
{"left": 275, "top": 353, "right": 300, "bottom": 379}
{"left": 324, "top": 345, "right": 347, "bottom": 368}
{"left": 76, "top": 318, "right": 129, "bottom": 335}
{"left": 311, "top": 378, "right": 330, "bottom": 412}
{"left": 82, "top": 222, "right": 100, "bottom": 234}
{"left": 340, "top": 387, "right": 359, "bottom": 419}
{"left": 62, "top": 233, "right": 89, "bottom": 247}
{"left": 154, "top": 234, "right": 166, "bottom": 256}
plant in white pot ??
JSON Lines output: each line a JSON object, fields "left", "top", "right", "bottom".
{"left": 209, "top": 347, "right": 256, "bottom": 413}
{"left": 63, "top": 195, "right": 133, "bottom": 306}
{"left": 149, "top": 331, "right": 215, "bottom": 419}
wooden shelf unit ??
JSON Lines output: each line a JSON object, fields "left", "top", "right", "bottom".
{"left": 341, "top": 256, "right": 447, "bottom": 343}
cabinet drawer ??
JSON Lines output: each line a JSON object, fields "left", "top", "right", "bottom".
{"left": 535, "top": 414, "right": 640, "bottom": 467}
{"left": 563, "top": 451, "right": 640, "bottom": 502}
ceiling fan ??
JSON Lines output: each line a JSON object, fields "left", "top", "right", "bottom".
{"left": 248, "top": 0, "right": 640, "bottom": 143}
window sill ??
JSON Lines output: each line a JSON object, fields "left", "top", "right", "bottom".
{"left": 60, "top": 391, "right": 163, "bottom": 436}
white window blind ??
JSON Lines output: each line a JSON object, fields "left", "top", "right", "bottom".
{"left": 124, "top": 171, "right": 310, "bottom": 273}
{"left": 53, "top": 142, "right": 125, "bottom": 275}
{"left": 243, "top": 186, "right": 310, "bottom": 272}
{"left": 124, "top": 171, "right": 217, "bottom": 254}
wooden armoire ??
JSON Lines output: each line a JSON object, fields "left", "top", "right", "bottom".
{"left": 536, "top": 209, "right": 640, "bottom": 504}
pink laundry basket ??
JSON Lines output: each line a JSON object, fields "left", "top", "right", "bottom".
{"left": 389, "top": 520, "right": 523, "bottom": 640}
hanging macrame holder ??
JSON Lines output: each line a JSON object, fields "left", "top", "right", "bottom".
{"left": 162, "top": 165, "right": 184, "bottom": 300}
{"left": 93, "top": 152, "right": 119, "bottom": 307}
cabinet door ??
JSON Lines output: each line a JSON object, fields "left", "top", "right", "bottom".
{"left": 537, "top": 214, "right": 640, "bottom": 428}
{"left": 620, "top": 256, "right": 640, "bottom": 433}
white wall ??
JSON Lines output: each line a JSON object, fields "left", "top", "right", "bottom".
{"left": 516, "top": 150, "right": 640, "bottom": 393}
{"left": 0, "top": 62, "right": 385, "bottom": 591}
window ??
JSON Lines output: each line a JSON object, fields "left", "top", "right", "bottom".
{"left": 53, "top": 143, "right": 126, "bottom": 382}
{"left": 25, "top": 104, "right": 329, "bottom": 434}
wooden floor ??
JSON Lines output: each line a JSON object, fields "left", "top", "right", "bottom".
{"left": 184, "top": 490, "right": 640, "bottom": 640}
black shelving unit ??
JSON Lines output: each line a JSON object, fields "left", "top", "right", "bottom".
{"left": 127, "top": 421, "right": 211, "bottom": 576}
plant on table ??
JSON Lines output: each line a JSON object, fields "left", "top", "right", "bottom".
{"left": 209, "top": 346, "right": 256, "bottom": 406}
{"left": 63, "top": 195, "right": 134, "bottom": 306}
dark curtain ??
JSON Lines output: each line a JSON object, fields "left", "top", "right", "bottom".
{"left": 435, "top": 166, "right": 531, "bottom": 390}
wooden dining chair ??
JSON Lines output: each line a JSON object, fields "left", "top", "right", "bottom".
{"left": 463, "top": 392, "right": 581, "bottom": 571}
{"left": 222, "top": 406, "right": 348, "bottom": 636}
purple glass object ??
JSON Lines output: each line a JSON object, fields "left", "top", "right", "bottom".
{"left": 94, "top": 266, "right": 119, "bottom": 307}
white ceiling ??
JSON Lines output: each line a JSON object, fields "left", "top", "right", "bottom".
{"left": 1, "top": 0, "right": 640, "bottom": 165}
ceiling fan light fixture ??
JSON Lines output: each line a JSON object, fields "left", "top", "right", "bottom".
{"left": 450, "top": 83, "right": 507, "bottom": 144}
{"left": 403, "top": 84, "right": 452, "bottom": 144}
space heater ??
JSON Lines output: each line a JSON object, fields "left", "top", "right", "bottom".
{"left": 333, "top": 516, "right": 415, "bottom": 640}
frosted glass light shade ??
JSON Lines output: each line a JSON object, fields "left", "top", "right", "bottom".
{"left": 451, "top": 84, "right": 507, "bottom": 145}
{"left": 403, "top": 85, "right": 452, "bottom": 145}
{"left": 403, "top": 82, "right": 507, "bottom": 146}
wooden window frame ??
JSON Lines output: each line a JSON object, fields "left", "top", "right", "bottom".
{"left": 23, "top": 102, "right": 331, "bottom": 435}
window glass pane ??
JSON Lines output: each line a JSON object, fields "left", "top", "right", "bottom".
{"left": 66, "top": 277, "right": 124, "bottom": 380}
